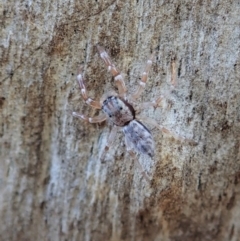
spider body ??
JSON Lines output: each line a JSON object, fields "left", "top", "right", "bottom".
{"left": 72, "top": 45, "right": 196, "bottom": 175}
{"left": 102, "top": 95, "right": 154, "bottom": 157}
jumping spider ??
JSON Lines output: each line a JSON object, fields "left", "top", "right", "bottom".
{"left": 73, "top": 46, "right": 196, "bottom": 177}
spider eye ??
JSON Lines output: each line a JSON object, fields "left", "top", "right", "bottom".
{"left": 119, "top": 107, "right": 123, "bottom": 110}
{"left": 109, "top": 114, "right": 112, "bottom": 118}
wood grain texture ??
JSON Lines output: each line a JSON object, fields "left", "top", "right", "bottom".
{"left": 1, "top": 0, "right": 240, "bottom": 240}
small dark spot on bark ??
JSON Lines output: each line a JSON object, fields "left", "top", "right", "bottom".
{"left": 176, "top": 4, "right": 180, "bottom": 15}
{"left": 40, "top": 201, "right": 46, "bottom": 210}
{"left": 110, "top": 46, "right": 120, "bottom": 57}
{"left": 43, "top": 175, "right": 50, "bottom": 185}
{"left": 202, "top": 144, "right": 206, "bottom": 154}
{"left": 205, "top": 79, "right": 209, "bottom": 88}
{"left": 186, "top": 117, "right": 192, "bottom": 123}
{"left": 234, "top": 171, "right": 240, "bottom": 185}
{"left": 0, "top": 97, "right": 6, "bottom": 109}
{"left": 229, "top": 224, "right": 235, "bottom": 240}
{"left": 178, "top": 59, "right": 182, "bottom": 77}
{"left": 189, "top": 90, "right": 193, "bottom": 101}
{"left": 209, "top": 164, "right": 217, "bottom": 174}
{"left": 197, "top": 172, "right": 202, "bottom": 191}
{"left": 201, "top": 111, "right": 205, "bottom": 121}
{"left": 221, "top": 120, "right": 230, "bottom": 131}
{"left": 226, "top": 194, "right": 235, "bottom": 210}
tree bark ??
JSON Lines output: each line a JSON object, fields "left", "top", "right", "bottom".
{"left": 1, "top": 0, "right": 240, "bottom": 240}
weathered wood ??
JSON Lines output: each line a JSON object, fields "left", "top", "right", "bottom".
{"left": 1, "top": 0, "right": 240, "bottom": 240}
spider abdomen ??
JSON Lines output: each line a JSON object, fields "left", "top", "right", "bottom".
{"left": 102, "top": 96, "right": 135, "bottom": 127}
{"left": 123, "top": 120, "right": 154, "bottom": 158}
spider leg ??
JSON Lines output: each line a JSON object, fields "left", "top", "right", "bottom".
{"left": 72, "top": 112, "right": 106, "bottom": 123}
{"left": 137, "top": 94, "right": 173, "bottom": 112}
{"left": 138, "top": 58, "right": 178, "bottom": 111}
{"left": 97, "top": 45, "right": 127, "bottom": 98}
{"left": 100, "top": 125, "right": 118, "bottom": 162}
{"left": 124, "top": 135, "right": 151, "bottom": 182}
{"left": 131, "top": 52, "right": 155, "bottom": 101}
{"left": 77, "top": 66, "right": 102, "bottom": 109}
{"left": 138, "top": 116, "right": 197, "bottom": 145}
{"left": 138, "top": 96, "right": 164, "bottom": 111}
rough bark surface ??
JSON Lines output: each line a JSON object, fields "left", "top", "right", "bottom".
{"left": 1, "top": 0, "right": 240, "bottom": 240}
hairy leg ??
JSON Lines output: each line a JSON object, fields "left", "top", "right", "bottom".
{"left": 100, "top": 125, "right": 119, "bottom": 162}
{"left": 131, "top": 52, "right": 155, "bottom": 101}
{"left": 137, "top": 96, "right": 164, "bottom": 112}
{"left": 76, "top": 66, "right": 102, "bottom": 109}
{"left": 72, "top": 112, "right": 106, "bottom": 123}
{"left": 97, "top": 45, "right": 127, "bottom": 98}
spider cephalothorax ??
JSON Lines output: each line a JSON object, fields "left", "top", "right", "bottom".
{"left": 72, "top": 45, "right": 196, "bottom": 178}
{"left": 102, "top": 96, "right": 135, "bottom": 126}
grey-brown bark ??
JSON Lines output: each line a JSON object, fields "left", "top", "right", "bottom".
{"left": 1, "top": 0, "right": 240, "bottom": 240}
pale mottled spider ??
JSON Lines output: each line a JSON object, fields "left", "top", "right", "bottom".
{"left": 73, "top": 46, "right": 196, "bottom": 176}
